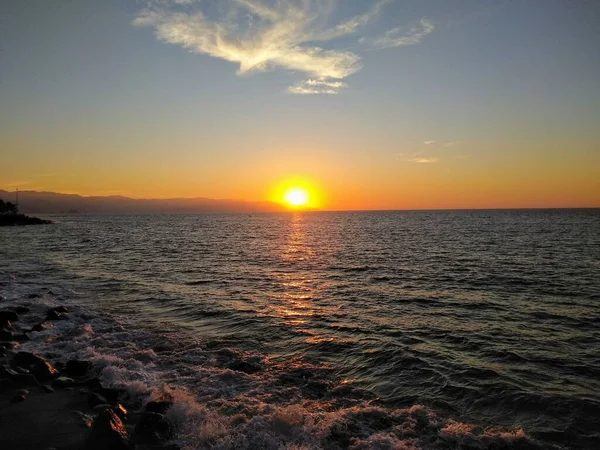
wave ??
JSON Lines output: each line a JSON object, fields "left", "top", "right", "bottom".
{"left": 0, "top": 284, "right": 560, "bottom": 449}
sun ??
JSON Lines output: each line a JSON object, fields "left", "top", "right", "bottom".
{"left": 284, "top": 187, "right": 309, "bottom": 207}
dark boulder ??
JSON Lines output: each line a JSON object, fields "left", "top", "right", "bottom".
{"left": 13, "top": 351, "right": 58, "bottom": 380}
{"left": 46, "top": 310, "right": 68, "bottom": 321}
{"left": 0, "top": 311, "right": 18, "bottom": 322}
{"left": 30, "top": 322, "right": 47, "bottom": 332}
{"left": 0, "top": 330, "right": 12, "bottom": 341}
{"left": 65, "top": 359, "right": 92, "bottom": 377}
{"left": 28, "top": 293, "right": 40, "bottom": 299}
{"left": 9, "top": 392, "right": 27, "bottom": 403}
{"left": 0, "top": 319, "right": 12, "bottom": 329}
{"left": 145, "top": 401, "right": 173, "bottom": 415}
{"left": 87, "top": 409, "right": 131, "bottom": 450}
{"left": 135, "top": 412, "right": 173, "bottom": 442}
{"left": 93, "top": 386, "right": 120, "bottom": 404}
{"left": 88, "top": 392, "right": 109, "bottom": 409}
{"left": 52, "top": 376, "right": 75, "bottom": 388}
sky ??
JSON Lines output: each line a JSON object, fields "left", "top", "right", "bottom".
{"left": 1, "top": 0, "right": 599, "bottom": 210}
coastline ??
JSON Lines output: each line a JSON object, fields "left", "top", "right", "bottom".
{"left": 0, "top": 287, "right": 552, "bottom": 450}
{"left": 0, "top": 214, "right": 52, "bottom": 226}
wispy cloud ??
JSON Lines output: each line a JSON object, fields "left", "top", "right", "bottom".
{"left": 363, "top": 18, "right": 434, "bottom": 50}
{"left": 408, "top": 157, "right": 438, "bottom": 164}
{"left": 134, "top": 0, "right": 434, "bottom": 94}
{"left": 288, "top": 78, "right": 348, "bottom": 95}
{"left": 444, "top": 141, "right": 463, "bottom": 147}
{"left": 424, "top": 140, "right": 436, "bottom": 145}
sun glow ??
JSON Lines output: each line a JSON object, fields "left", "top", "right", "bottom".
{"left": 272, "top": 178, "right": 322, "bottom": 210}
{"left": 284, "top": 187, "right": 309, "bottom": 207}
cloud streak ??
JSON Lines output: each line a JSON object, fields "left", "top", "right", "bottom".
{"left": 408, "top": 157, "right": 438, "bottom": 164}
{"left": 134, "top": 0, "right": 434, "bottom": 94}
{"left": 363, "top": 19, "right": 434, "bottom": 50}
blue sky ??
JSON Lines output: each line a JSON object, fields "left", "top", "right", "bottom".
{"left": 1, "top": 0, "right": 599, "bottom": 208}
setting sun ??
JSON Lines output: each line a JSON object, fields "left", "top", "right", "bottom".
{"left": 284, "top": 187, "right": 309, "bottom": 207}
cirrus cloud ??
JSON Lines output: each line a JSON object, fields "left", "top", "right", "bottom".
{"left": 134, "top": 0, "right": 434, "bottom": 94}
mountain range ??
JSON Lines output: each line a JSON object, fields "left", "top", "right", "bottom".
{"left": 0, "top": 190, "right": 285, "bottom": 214}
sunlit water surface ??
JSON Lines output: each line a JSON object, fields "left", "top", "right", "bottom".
{"left": 1, "top": 210, "right": 599, "bottom": 448}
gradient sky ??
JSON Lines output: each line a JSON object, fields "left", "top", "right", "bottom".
{"left": 1, "top": 0, "right": 599, "bottom": 210}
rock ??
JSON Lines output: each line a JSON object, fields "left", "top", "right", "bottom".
{"left": 17, "top": 388, "right": 30, "bottom": 395}
{"left": 0, "top": 319, "right": 12, "bottom": 329}
{"left": 9, "top": 393, "right": 27, "bottom": 403}
{"left": 28, "top": 293, "right": 40, "bottom": 299}
{"left": 88, "top": 392, "right": 109, "bottom": 408}
{"left": 65, "top": 359, "right": 92, "bottom": 377}
{"left": 13, "top": 352, "right": 58, "bottom": 380}
{"left": 9, "top": 373, "right": 40, "bottom": 387}
{"left": 145, "top": 401, "right": 173, "bottom": 415}
{"left": 13, "top": 333, "right": 30, "bottom": 342}
{"left": 114, "top": 404, "right": 128, "bottom": 421}
{"left": 0, "top": 378, "right": 16, "bottom": 392}
{"left": 93, "top": 386, "right": 120, "bottom": 404}
{"left": 135, "top": 412, "right": 172, "bottom": 442}
{"left": 13, "top": 366, "right": 30, "bottom": 375}
{"left": 87, "top": 409, "right": 131, "bottom": 450}
{"left": 0, "top": 341, "right": 19, "bottom": 350}
{"left": 72, "top": 410, "right": 93, "bottom": 428}
{"left": 0, "top": 366, "right": 19, "bottom": 377}
{"left": 30, "top": 323, "right": 47, "bottom": 332}
{"left": 0, "top": 347, "right": 6, "bottom": 357}
{"left": 13, "top": 306, "right": 30, "bottom": 314}
{"left": 45, "top": 310, "right": 68, "bottom": 321}
{"left": 41, "top": 384, "right": 55, "bottom": 393}
{"left": 0, "top": 330, "right": 13, "bottom": 341}
{"left": 53, "top": 377, "right": 75, "bottom": 388}
{"left": 51, "top": 305, "right": 69, "bottom": 314}
{"left": 227, "top": 359, "right": 262, "bottom": 374}
{"left": 0, "top": 311, "right": 18, "bottom": 322}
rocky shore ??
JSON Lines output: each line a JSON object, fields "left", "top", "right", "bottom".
{"left": 0, "top": 214, "right": 52, "bottom": 226}
{"left": 0, "top": 301, "right": 179, "bottom": 450}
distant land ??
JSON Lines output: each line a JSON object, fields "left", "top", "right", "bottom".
{"left": 0, "top": 190, "right": 285, "bottom": 214}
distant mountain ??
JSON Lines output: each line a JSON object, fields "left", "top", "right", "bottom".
{"left": 0, "top": 190, "right": 285, "bottom": 214}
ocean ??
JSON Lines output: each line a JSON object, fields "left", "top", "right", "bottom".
{"left": 1, "top": 210, "right": 599, "bottom": 449}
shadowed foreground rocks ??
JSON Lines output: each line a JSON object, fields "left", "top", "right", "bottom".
{"left": 0, "top": 302, "right": 180, "bottom": 450}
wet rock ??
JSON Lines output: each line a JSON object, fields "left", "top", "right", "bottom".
{"left": 0, "top": 319, "right": 12, "bottom": 330}
{"left": 13, "top": 351, "right": 58, "bottom": 380}
{"left": 135, "top": 412, "right": 172, "bottom": 442}
{"left": 28, "top": 293, "right": 40, "bottom": 299}
{"left": 30, "top": 322, "right": 47, "bottom": 332}
{"left": 0, "top": 311, "right": 18, "bottom": 322}
{"left": 9, "top": 392, "right": 27, "bottom": 403}
{"left": 87, "top": 409, "right": 131, "bottom": 450}
{"left": 114, "top": 404, "right": 128, "bottom": 421}
{"left": 41, "top": 384, "right": 55, "bottom": 393}
{"left": 93, "top": 386, "right": 120, "bottom": 404}
{"left": 9, "top": 373, "right": 40, "bottom": 387}
{"left": 72, "top": 410, "right": 93, "bottom": 428}
{"left": 0, "top": 341, "right": 19, "bottom": 350}
{"left": 13, "top": 333, "right": 30, "bottom": 342}
{"left": 227, "top": 359, "right": 262, "bottom": 374}
{"left": 0, "top": 347, "right": 6, "bottom": 357}
{"left": 13, "top": 366, "right": 30, "bottom": 375}
{"left": 13, "top": 306, "right": 30, "bottom": 314}
{"left": 53, "top": 376, "right": 75, "bottom": 388}
{"left": 145, "top": 401, "right": 173, "bottom": 415}
{"left": 45, "top": 310, "right": 68, "bottom": 321}
{"left": 88, "top": 392, "right": 109, "bottom": 408}
{"left": 51, "top": 305, "right": 69, "bottom": 314}
{"left": 65, "top": 359, "right": 92, "bottom": 377}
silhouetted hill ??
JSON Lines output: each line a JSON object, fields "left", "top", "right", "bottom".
{"left": 0, "top": 190, "right": 285, "bottom": 214}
